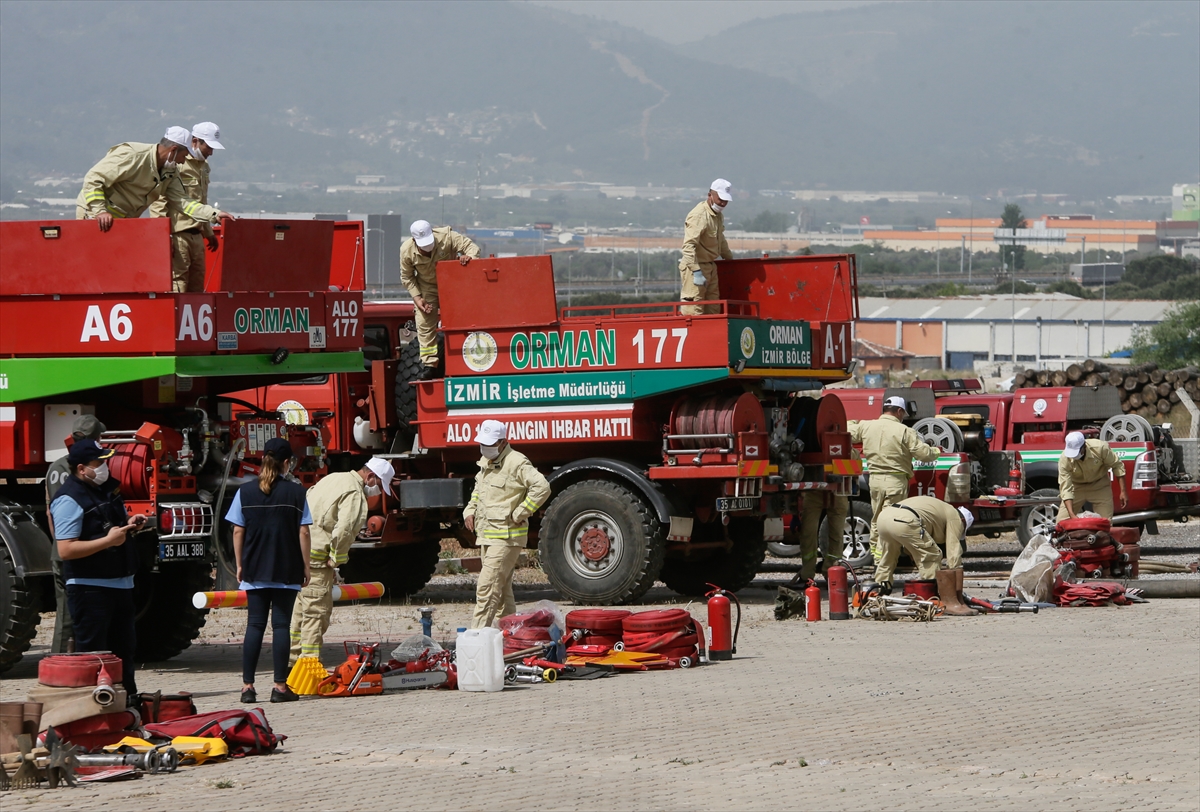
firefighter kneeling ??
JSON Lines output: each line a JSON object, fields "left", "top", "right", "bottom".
{"left": 872, "top": 495, "right": 978, "bottom": 617}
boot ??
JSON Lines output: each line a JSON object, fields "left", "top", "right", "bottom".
{"left": 935, "top": 569, "right": 978, "bottom": 616}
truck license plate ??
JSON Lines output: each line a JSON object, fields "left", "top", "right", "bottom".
{"left": 716, "top": 496, "right": 758, "bottom": 512}
{"left": 158, "top": 541, "right": 207, "bottom": 561}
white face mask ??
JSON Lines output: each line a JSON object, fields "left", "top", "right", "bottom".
{"left": 480, "top": 445, "right": 501, "bottom": 460}
{"left": 89, "top": 462, "right": 110, "bottom": 486}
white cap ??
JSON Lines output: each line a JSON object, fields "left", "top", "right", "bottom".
{"left": 364, "top": 457, "right": 395, "bottom": 496}
{"left": 1064, "top": 431, "right": 1086, "bottom": 459}
{"left": 410, "top": 219, "right": 436, "bottom": 249}
{"left": 710, "top": 178, "right": 732, "bottom": 202}
{"left": 474, "top": 419, "right": 507, "bottom": 446}
{"left": 191, "top": 121, "right": 224, "bottom": 149}
{"left": 164, "top": 125, "right": 201, "bottom": 160}
{"left": 957, "top": 506, "right": 974, "bottom": 533}
{"left": 883, "top": 396, "right": 908, "bottom": 412}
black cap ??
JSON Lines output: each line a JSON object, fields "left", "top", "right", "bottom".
{"left": 67, "top": 438, "right": 115, "bottom": 468}
{"left": 263, "top": 438, "right": 293, "bottom": 461}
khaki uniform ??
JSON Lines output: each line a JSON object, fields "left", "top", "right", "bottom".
{"left": 462, "top": 445, "right": 550, "bottom": 628}
{"left": 76, "top": 142, "right": 221, "bottom": 231}
{"left": 1057, "top": 439, "right": 1124, "bottom": 520}
{"left": 288, "top": 472, "right": 369, "bottom": 662}
{"left": 149, "top": 156, "right": 213, "bottom": 293}
{"left": 797, "top": 490, "right": 850, "bottom": 580}
{"left": 850, "top": 414, "right": 941, "bottom": 560}
{"left": 874, "top": 495, "right": 965, "bottom": 585}
{"left": 400, "top": 227, "right": 481, "bottom": 368}
{"left": 678, "top": 200, "right": 732, "bottom": 316}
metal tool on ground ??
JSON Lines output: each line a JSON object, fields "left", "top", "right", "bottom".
{"left": 704, "top": 586, "right": 739, "bottom": 659}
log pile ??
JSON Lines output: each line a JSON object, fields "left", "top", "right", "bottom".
{"left": 1013, "top": 361, "right": 1200, "bottom": 420}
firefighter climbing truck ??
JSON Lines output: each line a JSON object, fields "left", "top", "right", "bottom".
{"left": 229, "top": 251, "right": 867, "bottom": 606}
{"left": 0, "top": 216, "right": 367, "bottom": 673}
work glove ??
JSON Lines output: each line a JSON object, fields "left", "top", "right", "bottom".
{"left": 691, "top": 270, "right": 706, "bottom": 286}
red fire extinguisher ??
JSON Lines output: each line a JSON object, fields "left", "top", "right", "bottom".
{"left": 704, "top": 584, "right": 741, "bottom": 661}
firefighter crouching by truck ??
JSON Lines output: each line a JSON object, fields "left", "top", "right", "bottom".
{"left": 463, "top": 420, "right": 551, "bottom": 629}
{"left": 1058, "top": 431, "right": 1129, "bottom": 521}
{"left": 288, "top": 458, "right": 395, "bottom": 665}
{"left": 849, "top": 396, "right": 941, "bottom": 564}
{"left": 873, "top": 495, "right": 978, "bottom": 617}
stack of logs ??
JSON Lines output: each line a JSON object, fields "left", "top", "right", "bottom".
{"left": 1013, "top": 360, "right": 1200, "bottom": 420}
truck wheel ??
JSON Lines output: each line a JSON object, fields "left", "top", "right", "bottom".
{"left": 341, "top": 540, "right": 441, "bottom": 600}
{"left": 659, "top": 517, "right": 767, "bottom": 597}
{"left": 540, "top": 481, "right": 665, "bottom": 605}
{"left": 819, "top": 500, "right": 873, "bottom": 571}
{"left": 0, "top": 544, "right": 43, "bottom": 675}
{"left": 394, "top": 335, "right": 443, "bottom": 431}
{"left": 1018, "top": 488, "right": 1061, "bottom": 547}
{"left": 134, "top": 560, "right": 213, "bottom": 663}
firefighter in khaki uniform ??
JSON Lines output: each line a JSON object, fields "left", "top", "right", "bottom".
{"left": 149, "top": 122, "right": 225, "bottom": 292}
{"left": 1058, "top": 431, "right": 1128, "bottom": 520}
{"left": 874, "top": 495, "right": 978, "bottom": 616}
{"left": 849, "top": 396, "right": 941, "bottom": 562}
{"left": 463, "top": 420, "right": 551, "bottom": 629}
{"left": 678, "top": 179, "right": 734, "bottom": 316}
{"left": 400, "top": 220, "right": 480, "bottom": 379}
{"left": 77, "top": 126, "right": 230, "bottom": 235}
{"left": 288, "top": 458, "right": 394, "bottom": 664}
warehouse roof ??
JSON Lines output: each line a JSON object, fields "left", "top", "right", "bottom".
{"left": 858, "top": 296, "right": 1174, "bottom": 323}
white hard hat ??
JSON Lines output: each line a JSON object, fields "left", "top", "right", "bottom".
{"left": 191, "top": 121, "right": 224, "bottom": 149}
{"left": 710, "top": 178, "right": 732, "bottom": 202}
{"left": 164, "top": 126, "right": 200, "bottom": 160}
{"left": 410, "top": 219, "right": 436, "bottom": 249}
{"left": 474, "top": 419, "right": 507, "bottom": 446}
{"left": 957, "top": 506, "right": 974, "bottom": 533}
{"left": 364, "top": 457, "right": 395, "bottom": 497}
{"left": 1064, "top": 431, "right": 1086, "bottom": 459}
{"left": 883, "top": 396, "right": 908, "bottom": 411}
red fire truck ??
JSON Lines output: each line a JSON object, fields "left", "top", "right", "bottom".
{"left": 1, "top": 217, "right": 365, "bottom": 673}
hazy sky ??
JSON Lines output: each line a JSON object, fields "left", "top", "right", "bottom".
{"left": 524, "top": 0, "right": 885, "bottom": 44}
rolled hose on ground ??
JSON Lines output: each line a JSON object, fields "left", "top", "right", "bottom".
{"left": 1120, "top": 578, "right": 1200, "bottom": 599}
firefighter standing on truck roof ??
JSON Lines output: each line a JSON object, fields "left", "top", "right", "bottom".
{"left": 45, "top": 415, "right": 107, "bottom": 654}
{"left": 1058, "top": 431, "right": 1128, "bottom": 520}
{"left": 678, "top": 179, "right": 734, "bottom": 316}
{"left": 464, "top": 420, "right": 551, "bottom": 629}
{"left": 849, "top": 396, "right": 941, "bottom": 564}
{"left": 76, "top": 126, "right": 232, "bottom": 236}
{"left": 288, "top": 457, "right": 394, "bottom": 665}
{"left": 873, "top": 496, "right": 978, "bottom": 616}
{"left": 149, "top": 122, "right": 225, "bottom": 293}
{"left": 400, "top": 220, "right": 481, "bottom": 380}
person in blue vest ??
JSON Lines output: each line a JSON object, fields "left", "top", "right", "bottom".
{"left": 226, "top": 438, "right": 312, "bottom": 704}
{"left": 51, "top": 438, "right": 145, "bottom": 698}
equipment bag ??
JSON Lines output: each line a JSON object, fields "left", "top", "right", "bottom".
{"left": 143, "top": 708, "right": 284, "bottom": 756}
{"left": 137, "top": 691, "right": 197, "bottom": 724}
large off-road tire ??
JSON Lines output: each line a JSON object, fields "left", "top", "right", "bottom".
{"left": 659, "top": 517, "right": 768, "bottom": 597}
{"left": 819, "top": 500, "right": 874, "bottom": 570}
{"left": 394, "top": 335, "right": 443, "bottom": 431}
{"left": 1018, "top": 488, "right": 1061, "bottom": 547}
{"left": 540, "top": 480, "right": 665, "bottom": 605}
{"left": 134, "top": 560, "right": 213, "bottom": 663}
{"left": 341, "top": 539, "right": 441, "bottom": 601}
{"left": 0, "top": 544, "right": 43, "bottom": 674}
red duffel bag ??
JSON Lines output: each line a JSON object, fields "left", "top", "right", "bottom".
{"left": 38, "top": 653, "right": 123, "bottom": 688}
{"left": 1055, "top": 516, "right": 1112, "bottom": 535}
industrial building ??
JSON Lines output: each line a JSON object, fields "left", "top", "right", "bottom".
{"left": 855, "top": 295, "right": 1174, "bottom": 370}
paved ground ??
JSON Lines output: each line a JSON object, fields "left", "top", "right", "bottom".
{"left": 4, "top": 546, "right": 1198, "bottom": 811}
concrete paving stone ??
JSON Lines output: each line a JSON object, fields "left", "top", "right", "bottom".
{"left": 1, "top": 581, "right": 1196, "bottom": 811}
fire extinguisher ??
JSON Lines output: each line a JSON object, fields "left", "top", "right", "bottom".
{"left": 704, "top": 583, "right": 741, "bottom": 661}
